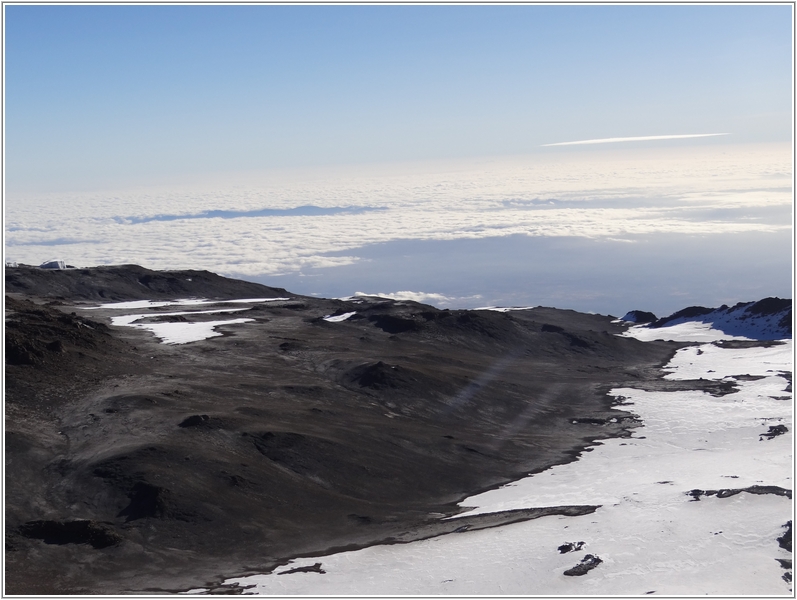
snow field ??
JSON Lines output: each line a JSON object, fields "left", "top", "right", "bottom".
{"left": 88, "top": 297, "right": 290, "bottom": 310}
{"left": 198, "top": 338, "right": 792, "bottom": 595}
{"left": 621, "top": 320, "right": 755, "bottom": 342}
{"left": 89, "top": 297, "right": 292, "bottom": 344}
{"left": 108, "top": 307, "right": 255, "bottom": 344}
{"left": 214, "top": 493, "right": 789, "bottom": 595}
{"left": 132, "top": 318, "right": 256, "bottom": 345}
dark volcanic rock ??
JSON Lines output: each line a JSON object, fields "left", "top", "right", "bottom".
{"left": 279, "top": 562, "right": 326, "bottom": 575}
{"left": 563, "top": 554, "right": 602, "bottom": 576}
{"left": 688, "top": 486, "right": 792, "bottom": 501}
{"left": 5, "top": 296, "right": 113, "bottom": 366}
{"left": 779, "top": 521, "right": 792, "bottom": 552}
{"left": 119, "top": 482, "right": 175, "bottom": 521}
{"left": 19, "top": 520, "right": 122, "bottom": 549}
{"left": 349, "top": 361, "right": 415, "bottom": 390}
{"left": 368, "top": 314, "right": 421, "bottom": 334}
{"left": 540, "top": 323, "right": 592, "bottom": 348}
{"left": 653, "top": 305, "right": 715, "bottom": 327}
{"left": 178, "top": 414, "right": 225, "bottom": 429}
{"left": 345, "top": 360, "right": 449, "bottom": 395}
{"left": 558, "top": 541, "right": 586, "bottom": 553}
{"left": 760, "top": 424, "right": 789, "bottom": 440}
{"left": 747, "top": 297, "right": 792, "bottom": 317}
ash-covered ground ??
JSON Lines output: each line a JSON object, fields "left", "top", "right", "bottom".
{"left": 3, "top": 265, "right": 785, "bottom": 594}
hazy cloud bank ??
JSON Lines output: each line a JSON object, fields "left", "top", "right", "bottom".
{"left": 5, "top": 142, "right": 791, "bottom": 311}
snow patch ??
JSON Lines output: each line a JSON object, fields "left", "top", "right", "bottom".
{"left": 86, "top": 297, "right": 290, "bottom": 310}
{"left": 138, "top": 319, "right": 255, "bottom": 344}
{"left": 473, "top": 306, "right": 537, "bottom": 313}
{"left": 323, "top": 312, "right": 357, "bottom": 323}
{"left": 109, "top": 307, "right": 255, "bottom": 344}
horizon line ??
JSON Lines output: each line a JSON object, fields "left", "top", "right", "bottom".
{"left": 541, "top": 133, "right": 731, "bottom": 147}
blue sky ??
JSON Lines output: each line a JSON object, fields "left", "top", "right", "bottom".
{"left": 4, "top": 5, "right": 793, "bottom": 315}
{"left": 5, "top": 4, "right": 792, "bottom": 193}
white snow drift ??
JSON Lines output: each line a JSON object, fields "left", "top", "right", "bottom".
{"left": 108, "top": 307, "right": 255, "bottom": 345}
{"left": 86, "top": 297, "right": 292, "bottom": 344}
{"left": 322, "top": 312, "right": 357, "bottom": 323}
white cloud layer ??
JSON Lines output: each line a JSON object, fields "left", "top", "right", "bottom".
{"left": 4, "top": 143, "right": 791, "bottom": 284}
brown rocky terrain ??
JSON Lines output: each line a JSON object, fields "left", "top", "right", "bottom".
{"left": 5, "top": 265, "right": 685, "bottom": 594}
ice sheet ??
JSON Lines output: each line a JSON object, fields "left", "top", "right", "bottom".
{"left": 198, "top": 339, "right": 792, "bottom": 595}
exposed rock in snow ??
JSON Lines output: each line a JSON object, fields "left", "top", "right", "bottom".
{"left": 557, "top": 541, "right": 586, "bottom": 554}
{"left": 563, "top": 554, "right": 603, "bottom": 576}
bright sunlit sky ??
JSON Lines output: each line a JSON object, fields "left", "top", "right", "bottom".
{"left": 4, "top": 4, "right": 794, "bottom": 316}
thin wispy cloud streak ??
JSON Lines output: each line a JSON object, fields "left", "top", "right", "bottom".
{"left": 541, "top": 133, "right": 730, "bottom": 147}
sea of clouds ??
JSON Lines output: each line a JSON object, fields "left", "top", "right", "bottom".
{"left": 5, "top": 142, "right": 791, "bottom": 314}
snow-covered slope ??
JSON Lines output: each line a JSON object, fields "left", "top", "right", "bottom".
{"left": 190, "top": 339, "right": 793, "bottom": 595}
{"left": 622, "top": 298, "right": 791, "bottom": 341}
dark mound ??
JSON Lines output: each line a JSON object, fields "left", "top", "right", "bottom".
{"left": 564, "top": 554, "right": 602, "bottom": 576}
{"left": 368, "top": 313, "right": 422, "bottom": 333}
{"left": 19, "top": 520, "right": 122, "bottom": 549}
{"left": 344, "top": 360, "right": 457, "bottom": 395}
{"left": 652, "top": 305, "right": 716, "bottom": 327}
{"left": 178, "top": 414, "right": 225, "bottom": 429}
{"left": 747, "top": 297, "right": 792, "bottom": 316}
{"left": 5, "top": 295, "right": 113, "bottom": 366}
